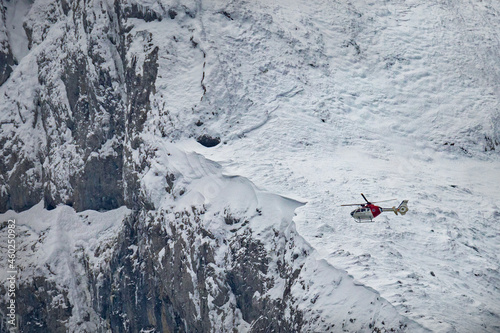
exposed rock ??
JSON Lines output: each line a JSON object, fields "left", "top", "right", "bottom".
{"left": 168, "top": 9, "right": 178, "bottom": 20}
{"left": 485, "top": 135, "right": 499, "bottom": 151}
{"left": 88, "top": 209, "right": 311, "bottom": 332}
{"left": 0, "top": 49, "right": 14, "bottom": 86}
{"left": 123, "top": 3, "right": 163, "bottom": 22}
{"left": 197, "top": 135, "right": 221, "bottom": 148}
{"left": 71, "top": 154, "right": 125, "bottom": 211}
{"left": 2, "top": 158, "right": 43, "bottom": 212}
{"left": 0, "top": 0, "right": 165, "bottom": 213}
{"left": 0, "top": 6, "right": 15, "bottom": 86}
{"left": 0, "top": 277, "right": 73, "bottom": 333}
{"left": 125, "top": 33, "right": 159, "bottom": 135}
{"left": 0, "top": 0, "right": 449, "bottom": 332}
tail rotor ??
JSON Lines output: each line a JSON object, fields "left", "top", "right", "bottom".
{"left": 396, "top": 200, "right": 409, "bottom": 215}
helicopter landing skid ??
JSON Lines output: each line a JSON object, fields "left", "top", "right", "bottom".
{"left": 354, "top": 218, "right": 374, "bottom": 223}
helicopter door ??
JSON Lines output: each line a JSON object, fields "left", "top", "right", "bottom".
{"left": 370, "top": 206, "right": 382, "bottom": 218}
{"left": 354, "top": 209, "right": 374, "bottom": 223}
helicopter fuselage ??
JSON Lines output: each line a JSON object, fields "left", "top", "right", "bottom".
{"left": 350, "top": 203, "right": 382, "bottom": 222}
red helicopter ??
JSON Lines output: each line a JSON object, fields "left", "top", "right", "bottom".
{"left": 341, "top": 193, "right": 409, "bottom": 223}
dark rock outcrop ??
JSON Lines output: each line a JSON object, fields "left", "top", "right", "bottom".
{"left": 197, "top": 135, "right": 221, "bottom": 148}
{"left": 0, "top": 48, "right": 14, "bottom": 86}
{"left": 0, "top": 202, "right": 419, "bottom": 333}
{"left": 16, "top": 277, "right": 73, "bottom": 333}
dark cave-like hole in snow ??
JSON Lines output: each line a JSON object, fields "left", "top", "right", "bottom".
{"left": 197, "top": 135, "right": 221, "bottom": 148}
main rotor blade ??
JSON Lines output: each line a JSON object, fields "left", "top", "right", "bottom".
{"left": 361, "top": 193, "right": 369, "bottom": 203}
{"left": 371, "top": 198, "right": 397, "bottom": 204}
{"left": 341, "top": 203, "right": 364, "bottom": 206}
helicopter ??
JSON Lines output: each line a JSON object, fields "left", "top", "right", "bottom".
{"left": 341, "top": 193, "right": 408, "bottom": 223}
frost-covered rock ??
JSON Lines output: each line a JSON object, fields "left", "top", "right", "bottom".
{"left": 0, "top": 5, "right": 15, "bottom": 85}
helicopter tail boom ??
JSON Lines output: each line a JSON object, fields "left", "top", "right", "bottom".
{"left": 382, "top": 200, "right": 409, "bottom": 215}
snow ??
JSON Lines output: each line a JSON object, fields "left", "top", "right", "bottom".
{"left": 112, "top": 0, "right": 500, "bottom": 329}
{"left": 0, "top": 202, "right": 131, "bottom": 330}
{"left": 0, "top": 202, "right": 130, "bottom": 280}
{"left": 4, "top": 0, "right": 31, "bottom": 62}
{"left": 0, "top": 201, "right": 130, "bottom": 330}
{"left": 138, "top": 133, "right": 426, "bottom": 331}
{"left": 184, "top": 94, "right": 500, "bottom": 331}
{"left": 1, "top": 0, "right": 500, "bottom": 331}
{"left": 159, "top": 0, "right": 500, "bottom": 331}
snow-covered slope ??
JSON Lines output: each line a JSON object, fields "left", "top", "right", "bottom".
{"left": 1, "top": 140, "right": 426, "bottom": 332}
{"left": 0, "top": 0, "right": 499, "bottom": 332}
{"left": 176, "top": 0, "right": 500, "bottom": 331}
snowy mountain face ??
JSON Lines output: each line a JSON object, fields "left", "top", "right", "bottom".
{"left": 0, "top": 0, "right": 499, "bottom": 332}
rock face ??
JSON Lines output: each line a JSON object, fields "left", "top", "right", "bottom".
{"left": 197, "top": 134, "right": 221, "bottom": 147}
{"left": 0, "top": 0, "right": 157, "bottom": 213}
{"left": 0, "top": 42, "right": 14, "bottom": 86}
{"left": 15, "top": 277, "right": 73, "bottom": 333}
{"left": 0, "top": 4, "right": 15, "bottom": 85}
{"left": 92, "top": 210, "right": 310, "bottom": 333}
{"left": 3, "top": 0, "right": 498, "bottom": 213}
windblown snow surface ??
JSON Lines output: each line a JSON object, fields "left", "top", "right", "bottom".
{"left": 1, "top": 0, "right": 500, "bottom": 332}
{"left": 166, "top": 0, "right": 500, "bottom": 331}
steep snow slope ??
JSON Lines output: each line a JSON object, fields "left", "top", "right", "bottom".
{"left": 167, "top": 0, "right": 500, "bottom": 332}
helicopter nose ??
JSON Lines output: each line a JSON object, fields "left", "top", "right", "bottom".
{"left": 350, "top": 211, "right": 354, "bottom": 216}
